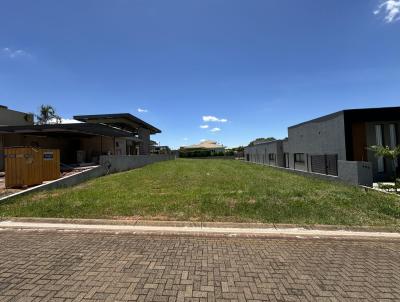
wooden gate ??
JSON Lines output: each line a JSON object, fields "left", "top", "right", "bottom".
{"left": 5, "top": 147, "right": 43, "bottom": 188}
{"left": 42, "top": 149, "right": 61, "bottom": 181}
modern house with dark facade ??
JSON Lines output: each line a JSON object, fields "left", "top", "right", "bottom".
{"left": 245, "top": 106, "right": 400, "bottom": 186}
{"left": 0, "top": 112, "right": 161, "bottom": 169}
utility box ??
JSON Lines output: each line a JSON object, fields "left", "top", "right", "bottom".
{"left": 42, "top": 149, "right": 60, "bottom": 181}
{"left": 4, "top": 147, "right": 43, "bottom": 188}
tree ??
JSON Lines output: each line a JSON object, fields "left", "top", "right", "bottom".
{"left": 232, "top": 146, "right": 244, "bottom": 152}
{"left": 36, "top": 105, "right": 61, "bottom": 125}
{"left": 248, "top": 137, "right": 276, "bottom": 146}
{"left": 369, "top": 145, "right": 400, "bottom": 183}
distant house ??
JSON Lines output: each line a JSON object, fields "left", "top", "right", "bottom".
{"left": 181, "top": 140, "right": 225, "bottom": 154}
{"left": 245, "top": 106, "right": 400, "bottom": 186}
{"left": 0, "top": 111, "right": 161, "bottom": 170}
{"left": 0, "top": 105, "right": 34, "bottom": 126}
{"left": 151, "top": 145, "right": 171, "bottom": 155}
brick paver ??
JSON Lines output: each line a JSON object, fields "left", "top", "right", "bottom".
{"left": 0, "top": 230, "right": 399, "bottom": 301}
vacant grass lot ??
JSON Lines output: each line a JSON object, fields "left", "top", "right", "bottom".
{"left": 1, "top": 159, "right": 400, "bottom": 228}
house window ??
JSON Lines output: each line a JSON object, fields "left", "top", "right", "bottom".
{"left": 375, "top": 124, "right": 385, "bottom": 173}
{"left": 294, "top": 153, "right": 305, "bottom": 163}
{"left": 269, "top": 153, "right": 275, "bottom": 161}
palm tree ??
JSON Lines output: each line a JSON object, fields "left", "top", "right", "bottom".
{"left": 369, "top": 145, "right": 400, "bottom": 183}
{"left": 36, "top": 105, "right": 61, "bottom": 125}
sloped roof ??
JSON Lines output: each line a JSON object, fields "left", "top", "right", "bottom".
{"left": 183, "top": 140, "right": 225, "bottom": 149}
{"left": 0, "top": 123, "right": 140, "bottom": 141}
{"left": 73, "top": 113, "right": 161, "bottom": 134}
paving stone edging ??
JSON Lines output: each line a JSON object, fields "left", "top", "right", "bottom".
{"left": 1, "top": 217, "right": 398, "bottom": 233}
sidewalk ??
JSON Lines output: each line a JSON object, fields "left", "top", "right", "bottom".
{"left": 1, "top": 217, "right": 399, "bottom": 239}
{"left": 2, "top": 224, "right": 399, "bottom": 301}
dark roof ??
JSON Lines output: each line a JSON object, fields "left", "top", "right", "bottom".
{"left": 289, "top": 106, "right": 400, "bottom": 129}
{"left": 253, "top": 139, "right": 278, "bottom": 146}
{"left": 0, "top": 123, "right": 141, "bottom": 141}
{"left": 73, "top": 113, "right": 161, "bottom": 134}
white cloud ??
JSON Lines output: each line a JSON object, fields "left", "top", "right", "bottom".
{"left": 48, "top": 118, "right": 82, "bottom": 124}
{"left": 202, "top": 115, "right": 228, "bottom": 123}
{"left": 1, "top": 47, "right": 32, "bottom": 59}
{"left": 210, "top": 127, "right": 221, "bottom": 132}
{"left": 200, "top": 139, "right": 206, "bottom": 142}
{"left": 200, "top": 124, "right": 209, "bottom": 129}
{"left": 183, "top": 138, "right": 188, "bottom": 141}
{"left": 374, "top": 0, "right": 400, "bottom": 23}
{"left": 138, "top": 108, "right": 148, "bottom": 113}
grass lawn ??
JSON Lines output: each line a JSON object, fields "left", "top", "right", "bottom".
{"left": 1, "top": 159, "right": 399, "bottom": 228}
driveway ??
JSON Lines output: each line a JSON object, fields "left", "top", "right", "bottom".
{"left": 0, "top": 229, "right": 399, "bottom": 301}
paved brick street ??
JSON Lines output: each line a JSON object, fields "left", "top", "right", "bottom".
{"left": 0, "top": 230, "right": 399, "bottom": 301}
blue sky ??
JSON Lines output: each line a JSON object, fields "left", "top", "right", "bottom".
{"left": 1, "top": 0, "right": 399, "bottom": 148}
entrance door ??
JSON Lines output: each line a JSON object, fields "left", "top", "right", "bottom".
{"left": 352, "top": 122, "right": 368, "bottom": 161}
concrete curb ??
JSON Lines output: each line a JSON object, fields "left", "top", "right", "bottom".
{"left": 1, "top": 217, "right": 398, "bottom": 232}
{"left": 0, "top": 217, "right": 399, "bottom": 239}
{"left": 0, "top": 166, "right": 107, "bottom": 203}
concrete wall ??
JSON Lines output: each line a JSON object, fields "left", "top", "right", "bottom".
{"left": 0, "top": 165, "right": 108, "bottom": 202}
{"left": 288, "top": 113, "right": 347, "bottom": 172}
{"left": 0, "top": 154, "right": 175, "bottom": 202}
{"left": 138, "top": 127, "right": 151, "bottom": 155}
{"left": 244, "top": 158, "right": 373, "bottom": 187}
{"left": 244, "top": 140, "right": 285, "bottom": 167}
{"left": 245, "top": 159, "right": 344, "bottom": 183}
{"left": 0, "top": 106, "right": 33, "bottom": 126}
{"left": 100, "top": 154, "right": 175, "bottom": 173}
{"left": 338, "top": 160, "right": 373, "bottom": 186}
{"left": 282, "top": 139, "right": 289, "bottom": 153}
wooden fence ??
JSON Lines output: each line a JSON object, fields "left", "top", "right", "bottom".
{"left": 4, "top": 147, "right": 60, "bottom": 188}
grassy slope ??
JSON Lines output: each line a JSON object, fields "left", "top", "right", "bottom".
{"left": 1, "top": 159, "right": 399, "bottom": 228}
